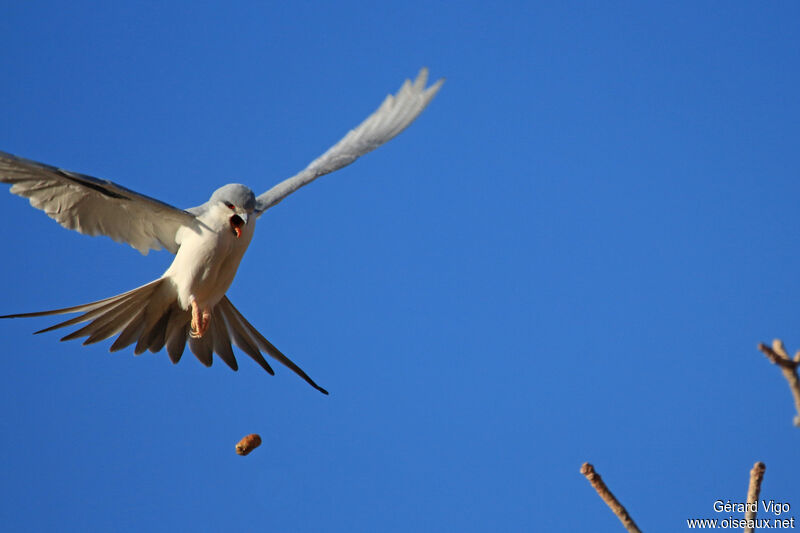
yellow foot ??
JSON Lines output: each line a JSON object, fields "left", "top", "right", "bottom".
{"left": 190, "top": 300, "right": 211, "bottom": 338}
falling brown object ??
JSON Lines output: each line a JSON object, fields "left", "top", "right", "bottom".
{"left": 235, "top": 434, "right": 262, "bottom": 456}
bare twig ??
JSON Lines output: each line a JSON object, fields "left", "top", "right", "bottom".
{"left": 744, "top": 461, "right": 766, "bottom": 533}
{"left": 757, "top": 340, "right": 800, "bottom": 427}
{"left": 580, "top": 463, "right": 642, "bottom": 533}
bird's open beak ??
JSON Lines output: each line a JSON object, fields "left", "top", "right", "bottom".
{"left": 230, "top": 213, "right": 247, "bottom": 238}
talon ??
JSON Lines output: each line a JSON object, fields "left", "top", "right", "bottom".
{"left": 190, "top": 300, "right": 211, "bottom": 338}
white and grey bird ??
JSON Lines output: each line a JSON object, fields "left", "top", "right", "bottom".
{"left": 0, "top": 68, "right": 443, "bottom": 395}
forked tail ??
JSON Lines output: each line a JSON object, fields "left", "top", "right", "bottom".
{"left": 1, "top": 279, "right": 328, "bottom": 394}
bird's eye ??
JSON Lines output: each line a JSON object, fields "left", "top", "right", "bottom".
{"left": 224, "top": 202, "right": 235, "bottom": 210}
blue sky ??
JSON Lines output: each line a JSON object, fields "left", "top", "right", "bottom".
{"left": 1, "top": 1, "right": 799, "bottom": 531}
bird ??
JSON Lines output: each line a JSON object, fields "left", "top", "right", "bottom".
{"left": 0, "top": 68, "right": 444, "bottom": 395}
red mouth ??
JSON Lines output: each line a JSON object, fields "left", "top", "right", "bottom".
{"left": 230, "top": 215, "right": 244, "bottom": 238}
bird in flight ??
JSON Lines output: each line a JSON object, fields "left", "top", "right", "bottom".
{"left": 0, "top": 68, "right": 443, "bottom": 395}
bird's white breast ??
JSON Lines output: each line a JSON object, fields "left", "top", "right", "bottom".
{"left": 162, "top": 205, "right": 255, "bottom": 310}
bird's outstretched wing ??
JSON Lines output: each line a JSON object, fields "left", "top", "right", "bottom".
{"left": 255, "top": 67, "right": 444, "bottom": 213}
{"left": 0, "top": 151, "right": 197, "bottom": 254}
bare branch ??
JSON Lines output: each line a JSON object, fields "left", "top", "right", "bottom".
{"left": 744, "top": 462, "right": 766, "bottom": 533}
{"left": 580, "top": 463, "right": 642, "bottom": 533}
{"left": 773, "top": 339, "right": 789, "bottom": 358}
{"left": 757, "top": 340, "right": 800, "bottom": 427}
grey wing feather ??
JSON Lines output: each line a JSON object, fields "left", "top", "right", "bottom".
{"left": 0, "top": 151, "right": 197, "bottom": 254}
{"left": 255, "top": 67, "right": 444, "bottom": 213}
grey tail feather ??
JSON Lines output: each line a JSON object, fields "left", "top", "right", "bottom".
{"left": 1, "top": 282, "right": 328, "bottom": 394}
{"left": 0, "top": 279, "right": 165, "bottom": 320}
{"left": 217, "top": 296, "right": 329, "bottom": 395}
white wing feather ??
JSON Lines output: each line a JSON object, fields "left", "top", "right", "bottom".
{"left": 0, "top": 151, "right": 197, "bottom": 254}
{"left": 255, "top": 67, "right": 444, "bottom": 213}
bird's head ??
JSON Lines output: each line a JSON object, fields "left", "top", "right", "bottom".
{"left": 210, "top": 184, "right": 256, "bottom": 238}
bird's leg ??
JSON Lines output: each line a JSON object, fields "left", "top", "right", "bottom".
{"left": 189, "top": 298, "right": 211, "bottom": 338}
